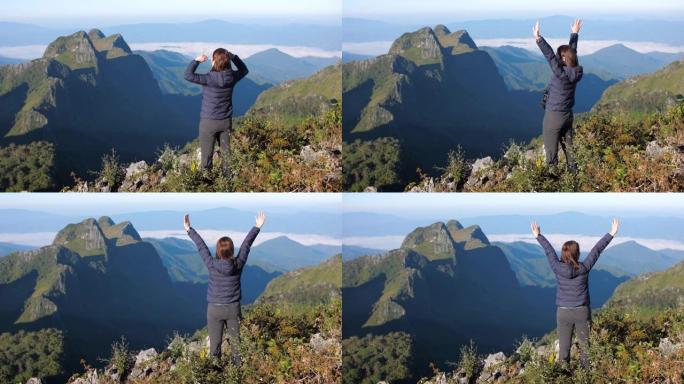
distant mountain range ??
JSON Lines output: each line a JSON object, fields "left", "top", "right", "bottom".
{"left": 343, "top": 25, "right": 542, "bottom": 181}
{"left": 0, "top": 241, "right": 33, "bottom": 257}
{"left": 0, "top": 20, "right": 341, "bottom": 50}
{"left": 244, "top": 48, "right": 339, "bottom": 84}
{"left": 343, "top": 17, "right": 684, "bottom": 45}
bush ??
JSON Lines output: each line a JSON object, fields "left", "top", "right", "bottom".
{"left": 342, "top": 332, "right": 413, "bottom": 384}
{"left": 0, "top": 328, "right": 63, "bottom": 383}
{"left": 457, "top": 340, "right": 482, "bottom": 382}
{"left": 0, "top": 141, "right": 55, "bottom": 191}
{"left": 342, "top": 137, "right": 402, "bottom": 191}
{"left": 97, "top": 149, "right": 125, "bottom": 190}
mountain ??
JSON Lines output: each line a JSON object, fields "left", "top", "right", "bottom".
{"left": 342, "top": 244, "right": 385, "bottom": 261}
{"left": 248, "top": 63, "right": 341, "bottom": 124}
{"left": 0, "top": 217, "right": 206, "bottom": 381}
{"left": 0, "top": 56, "right": 24, "bottom": 65}
{"left": 249, "top": 235, "right": 341, "bottom": 271}
{"left": 0, "top": 30, "right": 198, "bottom": 190}
{"left": 135, "top": 49, "right": 271, "bottom": 115}
{"left": 343, "top": 220, "right": 554, "bottom": 378}
{"left": 0, "top": 241, "right": 33, "bottom": 257}
{"left": 244, "top": 48, "right": 338, "bottom": 84}
{"left": 594, "top": 59, "right": 684, "bottom": 116}
{"left": 581, "top": 44, "right": 682, "bottom": 80}
{"left": 257, "top": 254, "right": 341, "bottom": 309}
{"left": 598, "top": 240, "right": 684, "bottom": 276}
{"left": 342, "top": 25, "right": 542, "bottom": 183}
{"left": 605, "top": 260, "right": 684, "bottom": 318}
{"left": 480, "top": 45, "right": 617, "bottom": 111}
{"left": 343, "top": 51, "right": 374, "bottom": 63}
{"left": 494, "top": 241, "right": 629, "bottom": 307}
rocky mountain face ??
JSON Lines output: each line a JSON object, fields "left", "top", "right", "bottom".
{"left": 342, "top": 220, "right": 554, "bottom": 377}
{"left": 342, "top": 26, "right": 542, "bottom": 178}
{"left": 0, "top": 217, "right": 205, "bottom": 381}
{"left": 0, "top": 30, "right": 197, "bottom": 189}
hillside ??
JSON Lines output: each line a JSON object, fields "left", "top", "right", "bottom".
{"left": 258, "top": 254, "right": 342, "bottom": 309}
{"left": 342, "top": 220, "right": 555, "bottom": 380}
{"left": 0, "top": 217, "right": 206, "bottom": 382}
{"left": 0, "top": 241, "right": 33, "bottom": 256}
{"left": 62, "top": 257, "right": 342, "bottom": 384}
{"left": 594, "top": 59, "right": 684, "bottom": 116}
{"left": 605, "top": 260, "right": 684, "bottom": 318}
{"left": 0, "top": 30, "right": 198, "bottom": 190}
{"left": 66, "top": 66, "right": 342, "bottom": 192}
{"left": 248, "top": 63, "right": 341, "bottom": 124}
{"left": 342, "top": 26, "right": 542, "bottom": 190}
{"left": 249, "top": 235, "right": 341, "bottom": 271}
{"left": 244, "top": 48, "right": 338, "bottom": 84}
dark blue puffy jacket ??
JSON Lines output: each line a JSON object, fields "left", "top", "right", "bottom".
{"left": 537, "top": 33, "right": 583, "bottom": 112}
{"left": 188, "top": 226, "right": 260, "bottom": 304}
{"left": 537, "top": 233, "right": 613, "bottom": 307}
{"left": 184, "top": 55, "right": 248, "bottom": 120}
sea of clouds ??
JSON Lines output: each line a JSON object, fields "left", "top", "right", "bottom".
{"left": 343, "top": 39, "right": 684, "bottom": 56}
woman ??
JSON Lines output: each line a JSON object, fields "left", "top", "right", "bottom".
{"left": 531, "top": 218, "right": 619, "bottom": 369}
{"left": 184, "top": 211, "right": 266, "bottom": 365}
{"left": 184, "top": 48, "right": 249, "bottom": 175}
{"left": 534, "top": 19, "right": 584, "bottom": 173}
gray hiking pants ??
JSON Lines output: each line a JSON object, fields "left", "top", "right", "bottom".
{"left": 199, "top": 118, "right": 232, "bottom": 173}
{"left": 207, "top": 302, "right": 241, "bottom": 365}
{"left": 557, "top": 305, "right": 590, "bottom": 368}
{"left": 543, "top": 110, "right": 577, "bottom": 172}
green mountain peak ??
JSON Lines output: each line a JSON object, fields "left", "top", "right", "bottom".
{"left": 400, "top": 221, "right": 456, "bottom": 261}
{"left": 52, "top": 218, "right": 108, "bottom": 257}
{"left": 43, "top": 31, "right": 99, "bottom": 70}
{"left": 389, "top": 26, "right": 444, "bottom": 65}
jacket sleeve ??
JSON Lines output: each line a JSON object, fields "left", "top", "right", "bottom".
{"left": 569, "top": 32, "right": 578, "bottom": 51}
{"left": 236, "top": 226, "right": 260, "bottom": 269}
{"left": 187, "top": 227, "right": 213, "bottom": 268}
{"left": 231, "top": 55, "right": 249, "bottom": 82}
{"left": 184, "top": 60, "right": 208, "bottom": 85}
{"left": 581, "top": 233, "right": 613, "bottom": 271}
{"left": 537, "top": 234, "right": 574, "bottom": 279}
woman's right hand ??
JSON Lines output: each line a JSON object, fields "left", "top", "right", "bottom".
{"left": 531, "top": 221, "right": 541, "bottom": 238}
{"left": 610, "top": 218, "right": 619, "bottom": 237}
{"left": 571, "top": 18, "right": 583, "bottom": 34}
{"left": 255, "top": 212, "right": 266, "bottom": 228}
{"left": 533, "top": 21, "right": 541, "bottom": 41}
{"left": 184, "top": 214, "right": 191, "bottom": 231}
{"left": 195, "top": 54, "right": 208, "bottom": 63}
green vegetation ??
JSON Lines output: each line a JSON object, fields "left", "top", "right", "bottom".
{"left": 0, "top": 141, "right": 55, "bottom": 191}
{"left": 456, "top": 341, "right": 483, "bottom": 382}
{"left": 343, "top": 332, "right": 413, "bottom": 384}
{"left": 96, "top": 149, "right": 126, "bottom": 191}
{"left": 342, "top": 137, "right": 401, "bottom": 191}
{"left": 72, "top": 104, "right": 342, "bottom": 192}
{"left": 0, "top": 329, "right": 64, "bottom": 384}
{"left": 258, "top": 255, "right": 341, "bottom": 311}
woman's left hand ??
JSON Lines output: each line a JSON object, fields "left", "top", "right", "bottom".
{"left": 184, "top": 214, "right": 191, "bottom": 231}
{"left": 609, "top": 218, "right": 619, "bottom": 237}
{"left": 531, "top": 221, "right": 541, "bottom": 238}
{"left": 533, "top": 21, "right": 541, "bottom": 40}
{"left": 195, "top": 54, "right": 208, "bottom": 63}
{"left": 255, "top": 212, "right": 266, "bottom": 228}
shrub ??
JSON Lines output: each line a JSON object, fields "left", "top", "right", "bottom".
{"left": 342, "top": 137, "right": 402, "bottom": 191}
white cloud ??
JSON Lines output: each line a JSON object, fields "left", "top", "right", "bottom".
{"left": 0, "top": 43, "right": 341, "bottom": 61}
{"left": 343, "top": 235, "right": 404, "bottom": 250}
{"left": 343, "top": 39, "right": 684, "bottom": 56}
{"left": 0, "top": 232, "right": 56, "bottom": 247}
{"left": 488, "top": 233, "right": 684, "bottom": 251}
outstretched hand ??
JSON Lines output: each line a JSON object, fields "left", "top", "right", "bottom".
{"left": 533, "top": 21, "right": 541, "bottom": 40}
{"left": 531, "top": 221, "right": 541, "bottom": 238}
{"left": 183, "top": 214, "right": 191, "bottom": 231}
{"left": 610, "top": 218, "right": 619, "bottom": 237}
{"left": 195, "top": 54, "right": 208, "bottom": 63}
{"left": 255, "top": 212, "right": 266, "bottom": 228}
{"left": 571, "top": 18, "right": 583, "bottom": 34}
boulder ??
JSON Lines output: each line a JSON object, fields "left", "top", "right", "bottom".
{"left": 300, "top": 145, "right": 325, "bottom": 164}
{"left": 466, "top": 157, "right": 495, "bottom": 189}
{"left": 364, "top": 186, "right": 378, "bottom": 192}
{"left": 659, "top": 337, "right": 684, "bottom": 357}
{"left": 135, "top": 348, "right": 157, "bottom": 366}
{"left": 25, "top": 379, "right": 42, "bottom": 384}
{"left": 483, "top": 352, "right": 506, "bottom": 369}
{"left": 310, "top": 333, "right": 337, "bottom": 353}
{"left": 125, "top": 161, "right": 148, "bottom": 178}
{"left": 471, "top": 156, "right": 494, "bottom": 174}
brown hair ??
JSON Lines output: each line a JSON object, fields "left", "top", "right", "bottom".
{"left": 211, "top": 48, "right": 231, "bottom": 72}
{"left": 216, "top": 236, "right": 235, "bottom": 261}
{"left": 561, "top": 240, "right": 580, "bottom": 269}
{"left": 557, "top": 45, "right": 578, "bottom": 67}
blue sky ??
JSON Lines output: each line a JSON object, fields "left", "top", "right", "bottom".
{"left": 0, "top": 193, "right": 341, "bottom": 215}
{"left": 344, "top": 0, "right": 684, "bottom": 21}
{"left": 2, "top": 0, "right": 341, "bottom": 26}
{"left": 344, "top": 193, "right": 684, "bottom": 218}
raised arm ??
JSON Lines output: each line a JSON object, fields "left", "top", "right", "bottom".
{"left": 581, "top": 219, "right": 618, "bottom": 271}
{"left": 184, "top": 214, "right": 213, "bottom": 268}
{"left": 532, "top": 221, "right": 574, "bottom": 278}
{"left": 231, "top": 54, "right": 249, "bottom": 82}
{"left": 184, "top": 55, "right": 209, "bottom": 85}
{"left": 569, "top": 19, "right": 582, "bottom": 50}
{"left": 235, "top": 212, "right": 266, "bottom": 269}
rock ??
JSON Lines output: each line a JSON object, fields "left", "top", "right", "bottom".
{"left": 471, "top": 156, "right": 494, "bottom": 174}
{"left": 300, "top": 145, "right": 325, "bottom": 164}
{"left": 310, "top": 333, "right": 336, "bottom": 353}
{"left": 135, "top": 348, "right": 157, "bottom": 366}
{"left": 645, "top": 140, "right": 674, "bottom": 159}
{"left": 659, "top": 337, "right": 684, "bottom": 356}
{"left": 364, "top": 186, "right": 378, "bottom": 192}
{"left": 25, "top": 378, "right": 42, "bottom": 384}
{"left": 484, "top": 352, "right": 506, "bottom": 369}
{"left": 125, "top": 161, "right": 148, "bottom": 178}
{"left": 69, "top": 369, "right": 99, "bottom": 384}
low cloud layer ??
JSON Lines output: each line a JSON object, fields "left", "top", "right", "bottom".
{"left": 343, "top": 39, "right": 684, "bottom": 56}
{"left": 0, "top": 42, "right": 341, "bottom": 60}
